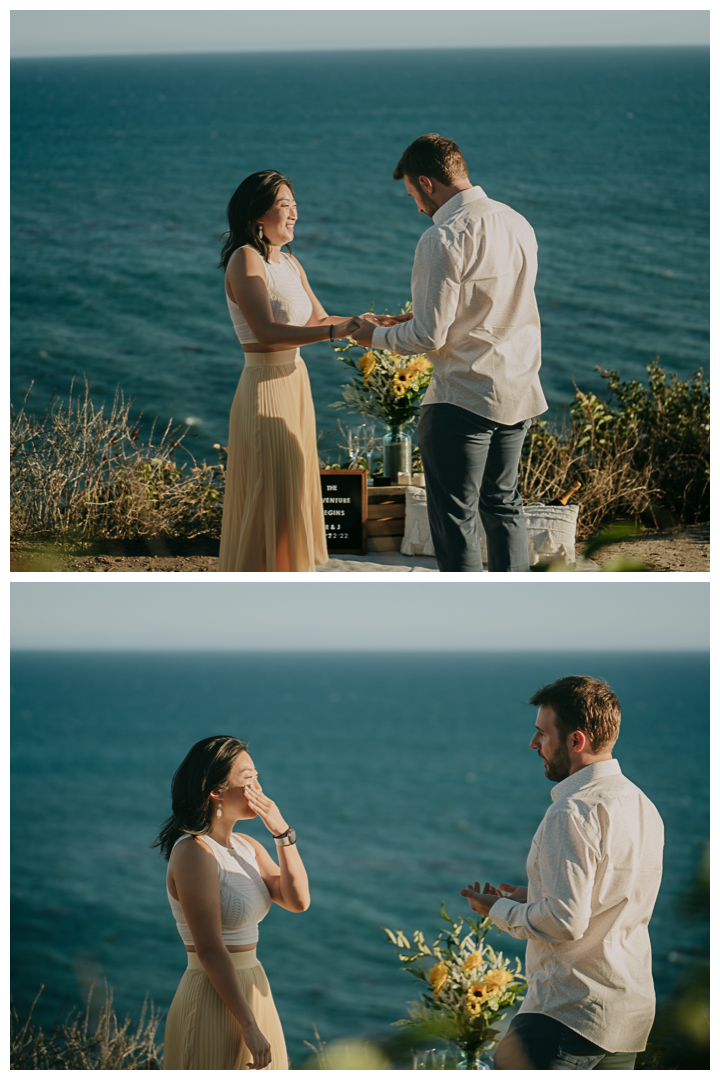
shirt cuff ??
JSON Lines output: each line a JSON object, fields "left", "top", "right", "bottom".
{"left": 371, "top": 325, "right": 390, "bottom": 350}
{"left": 489, "top": 897, "right": 522, "bottom": 933}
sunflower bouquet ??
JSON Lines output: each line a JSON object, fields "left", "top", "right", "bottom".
{"left": 332, "top": 334, "right": 433, "bottom": 432}
{"left": 383, "top": 905, "right": 526, "bottom": 1066}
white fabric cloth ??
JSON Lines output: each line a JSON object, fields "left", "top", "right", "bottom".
{"left": 400, "top": 487, "right": 579, "bottom": 566}
{"left": 490, "top": 759, "right": 664, "bottom": 1053}
{"left": 168, "top": 833, "right": 271, "bottom": 946}
{"left": 372, "top": 186, "right": 548, "bottom": 426}
{"left": 226, "top": 248, "right": 313, "bottom": 346}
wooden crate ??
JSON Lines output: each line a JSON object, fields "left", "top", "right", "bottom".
{"left": 366, "top": 485, "right": 406, "bottom": 552}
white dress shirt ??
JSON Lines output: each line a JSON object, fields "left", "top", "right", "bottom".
{"left": 490, "top": 759, "right": 664, "bottom": 1053}
{"left": 371, "top": 186, "right": 548, "bottom": 426}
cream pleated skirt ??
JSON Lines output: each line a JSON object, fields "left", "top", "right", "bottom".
{"left": 163, "top": 950, "right": 288, "bottom": 1070}
{"left": 218, "top": 350, "right": 328, "bottom": 572}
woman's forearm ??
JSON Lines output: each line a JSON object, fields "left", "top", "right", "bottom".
{"left": 277, "top": 846, "right": 311, "bottom": 912}
{"left": 252, "top": 321, "right": 339, "bottom": 349}
{"left": 196, "top": 946, "right": 260, "bottom": 1030}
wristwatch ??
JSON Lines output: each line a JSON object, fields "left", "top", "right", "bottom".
{"left": 273, "top": 828, "right": 297, "bottom": 848}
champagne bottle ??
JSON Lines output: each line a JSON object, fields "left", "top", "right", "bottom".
{"left": 548, "top": 481, "right": 581, "bottom": 506}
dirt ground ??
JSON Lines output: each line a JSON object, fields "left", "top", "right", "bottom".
{"left": 10, "top": 523, "right": 709, "bottom": 573}
{"left": 582, "top": 523, "right": 709, "bottom": 573}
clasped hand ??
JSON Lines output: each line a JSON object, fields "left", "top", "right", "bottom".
{"left": 461, "top": 880, "right": 528, "bottom": 916}
{"left": 349, "top": 310, "right": 414, "bottom": 347}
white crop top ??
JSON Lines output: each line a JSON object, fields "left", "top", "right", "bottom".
{"left": 226, "top": 248, "right": 314, "bottom": 346}
{"left": 167, "top": 833, "right": 272, "bottom": 946}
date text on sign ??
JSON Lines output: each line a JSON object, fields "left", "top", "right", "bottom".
{"left": 319, "top": 470, "right": 368, "bottom": 555}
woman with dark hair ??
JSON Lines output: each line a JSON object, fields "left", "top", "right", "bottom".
{"left": 218, "top": 170, "right": 360, "bottom": 572}
{"left": 157, "top": 735, "right": 309, "bottom": 1070}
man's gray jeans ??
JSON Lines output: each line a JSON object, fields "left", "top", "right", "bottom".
{"left": 494, "top": 1014, "right": 637, "bottom": 1070}
{"left": 417, "top": 403, "right": 532, "bottom": 573}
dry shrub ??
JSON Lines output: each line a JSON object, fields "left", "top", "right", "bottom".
{"left": 520, "top": 417, "right": 659, "bottom": 541}
{"left": 521, "top": 361, "right": 709, "bottom": 540}
{"left": 11, "top": 362, "right": 708, "bottom": 546}
{"left": 11, "top": 984, "right": 163, "bottom": 1070}
{"left": 11, "top": 379, "right": 225, "bottom": 542}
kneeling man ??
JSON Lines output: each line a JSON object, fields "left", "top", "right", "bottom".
{"left": 462, "top": 676, "right": 664, "bottom": 1070}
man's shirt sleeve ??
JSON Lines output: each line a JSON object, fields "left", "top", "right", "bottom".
{"left": 490, "top": 807, "right": 601, "bottom": 943}
{"left": 371, "top": 233, "right": 461, "bottom": 356}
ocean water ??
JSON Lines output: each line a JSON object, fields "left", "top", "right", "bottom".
{"left": 11, "top": 650, "right": 709, "bottom": 1064}
{"left": 11, "top": 47, "right": 709, "bottom": 457}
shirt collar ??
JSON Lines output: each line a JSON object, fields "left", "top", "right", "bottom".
{"left": 550, "top": 758, "right": 621, "bottom": 802}
{"left": 432, "top": 185, "right": 487, "bottom": 227}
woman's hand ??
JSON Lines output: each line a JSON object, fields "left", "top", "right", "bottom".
{"left": 460, "top": 880, "right": 501, "bottom": 916}
{"left": 244, "top": 781, "right": 288, "bottom": 838}
{"left": 331, "top": 316, "right": 362, "bottom": 340}
{"left": 359, "top": 312, "right": 412, "bottom": 327}
{"left": 242, "top": 1023, "right": 271, "bottom": 1069}
{"left": 498, "top": 882, "right": 528, "bottom": 903}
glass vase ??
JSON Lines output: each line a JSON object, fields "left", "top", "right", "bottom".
{"left": 455, "top": 1046, "right": 493, "bottom": 1070}
{"left": 382, "top": 426, "right": 412, "bottom": 483}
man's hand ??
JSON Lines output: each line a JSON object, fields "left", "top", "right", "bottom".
{"left": 350, "top": 319, "right": 378, "bottom": 347}
{"left": 460, "top": 880, "right": 501, "bottom": 916}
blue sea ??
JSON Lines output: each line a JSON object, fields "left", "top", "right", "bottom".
{"left": 11, "top": 650, "right": 709, "bottom": 1065}
{"left": 10, "top": 47, "right": 709, "bottom": 458}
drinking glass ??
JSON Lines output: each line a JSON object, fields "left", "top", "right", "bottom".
{"left": 347, "top": 426, "right": 362, "bottom": 468}
{"left": 364, "top": 422, "right": 377, "bottom": 477}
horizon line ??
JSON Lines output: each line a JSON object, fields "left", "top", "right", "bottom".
{"left": 10, "top": 42, "right": 710, "bottom": 61}
{"left": 10, "top": 646, "right": 709, "bottom": 654}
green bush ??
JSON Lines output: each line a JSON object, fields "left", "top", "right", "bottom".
{"left": 521, "top": 361, "right": 709, "bottom": 539}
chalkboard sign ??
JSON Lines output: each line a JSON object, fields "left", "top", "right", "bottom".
{"left": 320, "top": 470, "right": 368, "bottom": 555}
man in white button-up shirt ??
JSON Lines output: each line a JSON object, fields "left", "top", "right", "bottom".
{"left": 462, "top": 676, "right": 664, "bottom": 1070}
{"left": 352, "top": 134, "right": 547, "bottom": 572}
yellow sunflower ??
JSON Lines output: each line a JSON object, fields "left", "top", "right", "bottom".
{"left": 466, "top": 969, "right": 514, "bottom": 1014}
{"left": 427, "top": 962, "right": 449, "bottom": 996}
{"left": 407, "top": 356, "right": 432, "bottom": 373}
{"left": 483, "top": 969, "right": 515, "bottom": 991}
{"left": 463, "top": 951, "right": 483, "bottom": 973}
{"left": 392, "top": 369, "right": 414, "bottom": 397}
{"left": 358, "top": 352, "right": 376, "bottom": 381}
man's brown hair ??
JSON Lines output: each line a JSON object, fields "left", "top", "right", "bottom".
{"left": 393, "top": 134, "right": 468, "bottom": 186}
{"left": 529, "top": 675, "right": 621, "bottom": 753}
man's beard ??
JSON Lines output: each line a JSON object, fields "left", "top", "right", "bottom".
{"left": 418, "top": 191, "right": 440, "bottom": 216}
{"left": 543, "top": 742, "right": 571, "bottom": 782}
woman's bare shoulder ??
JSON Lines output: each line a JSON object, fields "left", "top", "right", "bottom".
{"left": 227, "top": 245, "right": 266, "bottom": 277}
{"left": 170, "top": 835, "right": 215, "bottom": 868}
{"left": 235, "top": 832, "right": 262, "bottom": 853}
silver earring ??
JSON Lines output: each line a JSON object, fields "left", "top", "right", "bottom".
{"left": 258, "top": 224, "right": 263, "bottom": 239}
{"left": 216, "top": 801, "right": 222, "bottom": 819}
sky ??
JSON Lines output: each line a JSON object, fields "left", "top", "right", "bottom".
{"left": 10, "top": 582, "right": 709, "bottom": 652}
{"left": 10, "top": 9, "right": 710, "bottom": 59}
